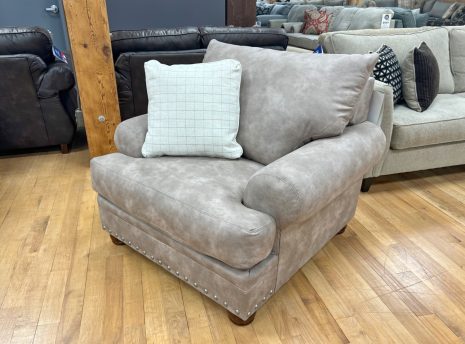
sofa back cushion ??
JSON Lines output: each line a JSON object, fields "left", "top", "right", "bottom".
{"left": 375, "top": 0, "right": 397, "bottom": 7}
{"left": 287, "top": 4, "right": 318, "bottom": 22}
{"left": 331, "top": 8, "right": 394, "bottom": 31}
{"left": 320, "top": 27, "right": 455, "bottom": 94}
{"left": 448, "top": 27, "right": 465, "bottom": 93}
{"left": 270, "top": 4, "right": 294, "bottom": 15}
{"left": 429, "top": 0, "right": 456, "bottom": 18}
{"left": 0, "top": 27, "right": 54, "bottom": 64}
{"left": 200, "top": 27, "right": 288, "bottom": 51}
{"left": 115, "top": 51, "right": 206, "bottom": 120}
{"left": 204, "top": 40, "right": 378, "bottom": 165}
{"left": 111, "top": 27, "right": 201, "bottom": 62}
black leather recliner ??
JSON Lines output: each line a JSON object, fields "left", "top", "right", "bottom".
{"left": 0, "top": 27, "right": 77, "bottom": 153}
{"left": 111, "top": 27, "right": 289, "bottom": 121}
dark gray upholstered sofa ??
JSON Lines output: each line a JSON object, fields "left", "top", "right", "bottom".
{"left": 0, "top": 27, "right": 77, "bottom": 153}
{"left": 111, "top": 27, "right": 288, "bottom": 121}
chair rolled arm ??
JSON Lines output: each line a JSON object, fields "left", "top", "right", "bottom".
{"left": 38, "top": 61, "right": 75, "bottom": 98}
{"left": 243, "top": 122, "right": 386, "bottom": 228}
{"left": 114, "top": 114, "right": 148, "bottom": 158}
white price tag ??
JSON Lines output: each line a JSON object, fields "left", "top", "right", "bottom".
{"left": 380, "top": 13, "right": 393, "bottom": 29}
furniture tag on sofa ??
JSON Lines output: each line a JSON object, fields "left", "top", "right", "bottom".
{"left": 380, "top": 13, "right": 393, "bottom": 29}
{"left": 52, "top": 46, "right": 68, "bottom": 64}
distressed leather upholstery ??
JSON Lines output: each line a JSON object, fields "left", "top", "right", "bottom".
{"left": 0, "top": 27, "right": 77, "bottom": 152}
{"left": 112, "top": 27, "right": 288, "bottom": 120}
{"left": 92, "top": 43, "right": 385, "bottom": 321}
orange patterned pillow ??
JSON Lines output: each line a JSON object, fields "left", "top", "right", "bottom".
{"left": 301, "top": 9, "right": 333, "bottom": 35}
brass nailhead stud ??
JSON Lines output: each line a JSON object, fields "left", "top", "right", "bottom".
{"left": 214, "top": 295, "right": 218, "bottom": 300}
{"left": 184, "top": 276, "right": 188, "bottom": 281}
{"left": 176, "top": 271, "right": 180, "bottom": 276}
{"left": 255, "top": 304, "right": 258, "bottom": 309}
{"left": 204, "top": 289, "right": 208, "bottom": 294}
{"left": 235, "top": 309, "right": 240, "bottom": 314}
{"left": 224, "top": 301, "right": 228, "bottom": 306}
{"left": 194, "top": 282, "right": 198, "bottom": 287}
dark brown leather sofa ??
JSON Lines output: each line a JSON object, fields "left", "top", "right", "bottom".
{"left": 0, "top": 27, "right": 77, "bottom": 153}
{"left": 111, "top": 27, "right": 288, "bottom": 121}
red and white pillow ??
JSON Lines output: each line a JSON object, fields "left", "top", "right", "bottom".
{"left": 301, "top": 9, "right": 333, "bottom": 35}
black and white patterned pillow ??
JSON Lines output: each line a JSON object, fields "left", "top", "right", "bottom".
{"left": 256, "top": 2, "right": 275, "bottom": 15}
{"left": 372, "top": 44, "right": 403, "bottom": 104}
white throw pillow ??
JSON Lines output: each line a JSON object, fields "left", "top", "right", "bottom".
{"left": 142, "top": 59, "right": 243, "bottom": 159}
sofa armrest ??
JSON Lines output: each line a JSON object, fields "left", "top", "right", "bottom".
{"left": 365, "top": 81, "right": 394, "bottom": 177}
{"left": 37, "top": 61, "right": 75, "bottom": 98}
{"left": 269, "top": 19, "right": 289, "bottom": 28}
{"left": 256, "top": 15, "right": 287, "bottom": 27}
{"left": 243, "top": 122, "right": 386, "bottom": 228}
{"left": 114, "top": 114, "right": 148, "bottom": 158}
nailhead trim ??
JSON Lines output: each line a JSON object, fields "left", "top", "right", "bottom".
{"left": 104, "top": 226, "right": 273, "bottom": 317}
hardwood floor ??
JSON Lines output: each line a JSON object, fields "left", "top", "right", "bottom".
{"left": 1, "top": 147, "right": 465, "bottom": 343}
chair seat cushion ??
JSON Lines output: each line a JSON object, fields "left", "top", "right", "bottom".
{"left": 91, "top": 153, "right": 276, "bottom": 270}
{"left": 391, "top": 94, "right": 465, "bottom": 149}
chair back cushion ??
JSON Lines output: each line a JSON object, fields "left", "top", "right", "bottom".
{"left": 204, "top": 40, "right": 378, "bottom": 165}
{"left": 0, "top": 27, "right": 53, "bottom": 64}
{"left": 320, "top": 27, "right": 455, "bottom": 94}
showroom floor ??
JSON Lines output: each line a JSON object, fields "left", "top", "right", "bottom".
{"left": 1, "top": 144, "right": 465, "bottom": 343}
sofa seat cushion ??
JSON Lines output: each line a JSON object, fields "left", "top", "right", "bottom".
{"left": 391, "top": 94, "right": 465, "bottom": 149}
{"left": 287, "top": 33, "right": 320, "bottom": 50}
{"left": 91, "top": 153, "right": 276, "bottom": 270}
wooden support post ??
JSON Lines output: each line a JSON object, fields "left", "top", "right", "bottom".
{"left": 62, "top": 0, "right": 121, "bottom": 158}
{"left": 227, "top": 0, "right": 256, "bottom": 27}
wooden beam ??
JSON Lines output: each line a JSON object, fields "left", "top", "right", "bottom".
{"left": 62, "top": 0, "right": 120, "bottom": 158}
{"left": 227, "top": 0, "right": 256, "bottom": 27}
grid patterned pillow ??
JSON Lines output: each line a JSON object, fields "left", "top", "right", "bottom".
{"left": 142, "top": 59, "right": 243, "bottom": 159}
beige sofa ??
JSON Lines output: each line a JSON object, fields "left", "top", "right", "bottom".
{"left": 320, "top": 26, "right": 465, "bottom": 191}
{"left": 274, "top": 5, "right": 394, "bottom": 50}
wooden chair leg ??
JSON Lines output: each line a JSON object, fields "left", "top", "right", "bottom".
{"left": 361, "top": 178, "right": 373, "bottom": 192}
{"left": 337, "top": 226, "right": 347, "bottom": 235}
{"left": 60, "top": 144, "right": 70, "bottom": 154}
{"left": 228, "top": 311, "right": 256, "bottom": 326}
{"left": 110, "top": 235, "right": 125, "bottom": 246}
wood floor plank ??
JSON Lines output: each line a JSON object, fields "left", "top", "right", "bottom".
{"left": 1, "top": 148, "right": 465, "bottom": 343}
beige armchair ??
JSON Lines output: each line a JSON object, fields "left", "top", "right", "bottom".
{"left": 91, "top": 42, "right": 386, "bottom": 324}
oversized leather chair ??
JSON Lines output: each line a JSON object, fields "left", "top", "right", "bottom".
{"left": 111, "top": 26, "right": 289, "bottom": 121}
{"left": 0, "top": 27, "right": 77, "bottom": 153}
